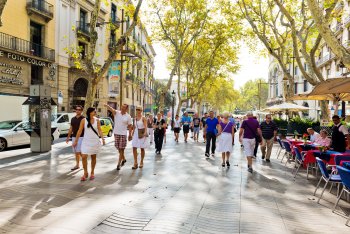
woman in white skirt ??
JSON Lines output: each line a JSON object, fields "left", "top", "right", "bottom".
{"left": 73, "top": 107, "right": 105, "bottom": 181}
{"left": 131, "top": 107, "right": 149, "bottom": 169}
{"left": 216, "top": 111, "right": 235, "bottom": 167}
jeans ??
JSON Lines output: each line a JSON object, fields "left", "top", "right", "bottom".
{"left": 206, "top": 132, "right": 216, "bottom": 154}
{"left": 154, "top": 133, "right": 164, "bottom": 152}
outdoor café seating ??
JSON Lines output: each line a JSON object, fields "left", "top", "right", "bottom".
{"left": 333, "top": 166, "right": 350, "bottom": 226}
{"left": 314, "top": 157, "right": 342, "bottom": 204}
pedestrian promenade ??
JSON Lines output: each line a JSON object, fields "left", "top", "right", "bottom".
{"left": 0, "top": 132, "right": 349, "bottom": 233}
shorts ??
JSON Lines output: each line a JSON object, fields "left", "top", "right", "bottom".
{"left": 193, "top": 127, "right": 200, "bottom": 134}
{"left": 114, "top": 134, "right": 127, "bottom": 149}
{"left": 243, "top": 138, "right": 256, "bottom": 157}
{"left": 72, "top": 137, "right": 83, "bottom": 153}
{"left": 174, "top": 127, "right": 180, "bottom": 133}
{"left": 183, "top": 125, "right": 190, "bottom": 134}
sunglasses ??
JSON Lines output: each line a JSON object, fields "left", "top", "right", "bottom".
{"left": 76, "top": 108, "right": 82, "bottom": 111}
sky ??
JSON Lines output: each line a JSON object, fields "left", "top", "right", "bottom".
{"left": 152, "top": 42, "right": 269, "bottom": 89}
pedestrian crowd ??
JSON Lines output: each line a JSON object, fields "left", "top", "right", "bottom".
{"left": 67, "top": 104, "right": 349, "bottom": 181}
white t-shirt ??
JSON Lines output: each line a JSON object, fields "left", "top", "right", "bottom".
{"left": 113, "top": 110, "right": 132, "bottom": 135}
{"left": 335, "top": 123, "right": 349, "bottom": 135}
{"left": 174, "top": 119, "right": 181, "bottom": 128}
{"left": 310, "top": 132, "right": 320, "bottom": 142}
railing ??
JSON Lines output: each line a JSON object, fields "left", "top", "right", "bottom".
{"left": 334, "top": 23, "right": 343, "bottom": 34}
{"left": 76, "top": 21, "right": 90, "bottom": 35}
{"left": 0, "top": 32, "right": 55, "bottom": 61}
{"left": 334, "top": 1, "right": 343, "bottom": 13}
{"left": 26, "top": 0, "right": 54, "bottom": 19}
{"left": 344, "top": 16, "right": 350, "bottom": 27}
{"left": 316, "top": 54, "right": 331, "bottom": 67}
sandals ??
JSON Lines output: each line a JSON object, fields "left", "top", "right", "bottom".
{"left": 80, "top": 174, "right": 88, "bottom": 181}
{"left": 132, "top": 164, "right": 138, "bottom": 170}
{"left": 71, "top": 166, "right": 79, "bottom": 171}
{"left": 226, "top": 161, "right": 230, "bottom": 167}
{"left": 139, "top": 164, "right": 144, "bottom": 168}
{"left": 121, "top": 159, "right": 127, "bottom": 166}
{"left": 116, "top": 165, "right": 121, "bottom": 170}
{"left": 90, "top": 175, "right": 95, "bottom": 180}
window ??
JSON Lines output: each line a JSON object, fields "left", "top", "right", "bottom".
{"left": 303, "top": 80, "right": 308, "bottom": 92}
{"left": 58, "top": 115, "right": 69, "bottom": 123}
{"left": 294, "top": 66, "right": 298, "bottom": 75}
{"left": 30, "top": 21, "right": 43, "bottom": 56}
{"left": 111, "top": 4, "right": 117, "bottom": 23}
{"left": 294, "top": 82, "right": 298, "bottom": 94}
{"left": 80, "top": 9, "right": 87, "bottom": 25}
{"left": 31, "top": 64, "right": 43, "bottom": 84}
{"left": 327, "top": 68, "right": 331, "bottom": 77}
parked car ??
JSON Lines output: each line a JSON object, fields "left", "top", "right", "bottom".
{"left": 100, "top": 117, "right": 114, "bottom": 128}
{"left": 0, "top": 120, "right": 60, "bottom": 152}
{"left": 100, "top": 118, "right": 113, "bottom": 137}
{"left": 51, "top": 113, "right": 75, "bottom": 136}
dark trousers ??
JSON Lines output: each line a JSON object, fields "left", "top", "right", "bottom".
{"left": 254, "top": 140, "right": 259, "bottom": 156}
{"left": 154, "top": 133, "right": 164, "bottom": 152}
{"left": 206, "top": 132, "right": 216, "bottom": 154}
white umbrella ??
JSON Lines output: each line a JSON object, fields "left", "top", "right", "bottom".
{"left": 264, "top": 102, "right": 309, "bottom": 112}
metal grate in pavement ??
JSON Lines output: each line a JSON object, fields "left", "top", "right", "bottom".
{"left": 92, "top": 213, "right": 151, "bottom": 232}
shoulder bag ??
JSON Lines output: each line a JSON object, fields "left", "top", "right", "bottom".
{"left": 134, "top": 118, "right": 146, "bottom": 139}
{"left": 245, "top": 121, "right": 262, "bottom": 143}
{"left": 89, "top": 119, "right": 101, "bottom": 138}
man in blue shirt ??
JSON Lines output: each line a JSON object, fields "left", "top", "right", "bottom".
{"left": 181, "top": 112, "right": 192, "bottom": 143}
{"left": 204, "top": 110, "right": 219, "bottom": 157}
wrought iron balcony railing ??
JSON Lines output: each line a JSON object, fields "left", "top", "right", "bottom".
{"left": 76, "top": 21, "right": 90, "bottom": 36}
{"left": 0, "top": 32, "right": 55, "bottom": 61}
{"left": 26, "top": 0, "right": 54, "bottom": 21}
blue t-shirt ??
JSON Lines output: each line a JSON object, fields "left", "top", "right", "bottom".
{"left": 229, "top": 117, "right": 236, "bottom": 125}
{"left": 181, "top": 116, "right": 192, "bottom": 126}
{"left": 206, "top": 117, "right": 219, "bottom": 133}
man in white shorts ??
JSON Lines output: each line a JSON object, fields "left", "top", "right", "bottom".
{"left": 239, "top": 111, "right": 262, "bottom": 173}
{"left": 66, "top": 106, "right": 85, "bottom": 171}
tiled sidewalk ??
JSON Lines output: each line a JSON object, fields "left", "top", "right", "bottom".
{"left": 0, "top": 132, "right": 349, "bottom": 233}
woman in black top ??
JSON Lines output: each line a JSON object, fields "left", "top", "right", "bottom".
{"left": 153, "top": 112, "right": 167, "bottom": 154}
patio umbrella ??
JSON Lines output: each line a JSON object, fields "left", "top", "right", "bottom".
{"left": 290, "top": 93, "right": 350, "bottom": 101}
{"left": 264, "top": 102, "right": 309, "bottom": 112}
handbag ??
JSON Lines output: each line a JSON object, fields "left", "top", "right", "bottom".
{"left": 135, "top": 118, "right": 147, "bottom": 139}
{"left": 245, "top": 121, "right": 262, "bottom": 143}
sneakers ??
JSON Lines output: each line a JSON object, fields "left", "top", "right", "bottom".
{"left": 266, "top": 159, "right": 271, "bottom": 163}
{"left": 211, "top": 153, "right": 215, "bottom": 156}
{"left": 205, "top": 153, "right": 210, "bottom": 157}
{"left": 262, "top": 156, "right": 265, "bottom": 160}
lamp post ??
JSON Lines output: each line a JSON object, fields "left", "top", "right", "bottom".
{"left": 171, "top": 90, "right": 175, "bottom": 130}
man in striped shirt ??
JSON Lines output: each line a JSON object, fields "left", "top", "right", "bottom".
{"left": 260, "top": 114, "right": 278, "bottom": 162}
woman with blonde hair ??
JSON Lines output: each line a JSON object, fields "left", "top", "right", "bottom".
{"left": 131, "top": 107, "right": 149, "bottom": 169}
{"left": 216, "top": 111, "right": 235, "bottom": 167}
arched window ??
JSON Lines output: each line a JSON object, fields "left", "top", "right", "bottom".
{"left": 73, "top": 78, "right": 88, "bottom": 97}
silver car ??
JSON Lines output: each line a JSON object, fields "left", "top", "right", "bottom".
{"left": 0, "top": 120, "right": 60, "bottom": 151}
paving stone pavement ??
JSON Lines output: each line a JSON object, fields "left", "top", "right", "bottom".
{"left": 0, "top": 131, "right": 349, "bottom": 234}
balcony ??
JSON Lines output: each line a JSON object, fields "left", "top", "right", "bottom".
{"left": 316, "top": 54, "right": 333, "bottom": 67}
{"left": 344, "top": 16, "right": 350, "bottom": 27}
{"left": 335, "top": 23, "right": 343, "bottom": 35}
{"left": 26, "top": 0, "right": 53, "bottom": 22}
{"left": 76, "top": 21, "right": 90, "bottom": 38}
{"left": 334, "top": 1, "right": 343, "bottom": 13}
{"left": 0, "top": 32, "right": 55, "bottom": 61}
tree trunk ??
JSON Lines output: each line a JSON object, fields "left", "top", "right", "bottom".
{"left": 306, "top": 0, "right": 350, "bottom": 69}
{"left": 84, "top": 79, "right": 97, "bottom": 109}
{"left": 0, "top": 0, "right": 7, "bottom": 27}
{"left": 319, "top": 100, "right": 329, "bottom": 121}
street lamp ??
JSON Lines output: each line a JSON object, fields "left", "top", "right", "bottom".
{"left": 171, "top": 90, "right": 175, "bottom": 130}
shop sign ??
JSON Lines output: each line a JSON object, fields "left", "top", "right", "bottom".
{"left": 0, "top": 50, "right": 55, "bottom": 68}
{"left": 0, "top": 61, "right": 24, "bottom": 85}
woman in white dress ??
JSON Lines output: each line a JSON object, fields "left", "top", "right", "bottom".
{"left": 73, "top": 107, "right": 105, "bottom": 181}
{"left": 173, "top": 115, "right": 181, "bottom": 142}
{"left": 131, "top": 107, "right": 149, "bottom": 169}
{"left": 216, "top": 111, "right": 235, "bottom": 168}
